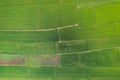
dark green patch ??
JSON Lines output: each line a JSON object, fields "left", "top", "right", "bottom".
{"left": 56, "top": 67, "right": 89, "bottom": 78}
{"left": 29, "top": 67, "right": 55, "bottom": 78}
{"left": 0, "top": 30, "right": 58, "bottom": 42}
{"left": 57, "top": 40, "right": 89, "bottom": 53}
{"left": 61, "top": 54, "right": 79, "bottom": 67}
{"left": 0, "top": 66, "right": 28, "bottom": 78}
{"left": 79, "top": 48, "right": 120, "bottom": 67}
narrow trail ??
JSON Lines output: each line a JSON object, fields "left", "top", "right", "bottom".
{"left": 0, "top": 23, "right": 78, "bottom": 32}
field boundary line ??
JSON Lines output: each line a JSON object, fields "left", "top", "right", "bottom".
{"left": 0, "top": 24, "right": 78, "bottom": 32}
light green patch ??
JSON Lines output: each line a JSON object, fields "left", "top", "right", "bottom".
{"left": 89, "top": 36, "right": 120, "bottom": 49}
{"left": 77, "top": 7, "right": 95, "bottom": 28}
{"left": 115, "top": 23, "right": 120, "bottom": 35}
{"left": 0, "top": 54, "right": 23, "bottom": 60}
{"left": 94, "top": 25, "right": 115, "bottom": 37}
{"left": 95, "top": 3, "right": 120, "bottom": 25}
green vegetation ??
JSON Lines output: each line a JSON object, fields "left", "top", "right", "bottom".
{"left": 0, "top": 31, "right": 58, "bottom": 42}
{"left": 57, "top": 40, "right": 89, "bottom": 53}
{"left": 77, "top": 7, "right": 95, "bottom": 28}
{"left": 0, "top": 66, "right": 28, "bottom": 78}
{"left": 79, "top": 48, "right": 120, "bottom": 67}
{"left": 61, "top": 54, "right": 79, "bottom": 67}
{"left": 29, "top": 67, "right": 55, "bottom": 78}
{"left": 0, "top": 0, "right": 120, "bottom": 80}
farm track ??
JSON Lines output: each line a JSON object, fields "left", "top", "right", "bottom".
{"left": 0, "top": 24, "right": 78, "bottom": 32}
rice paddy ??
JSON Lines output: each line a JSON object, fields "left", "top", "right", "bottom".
{"left": 0, "top": 0, "right": 120, "bottom": 80}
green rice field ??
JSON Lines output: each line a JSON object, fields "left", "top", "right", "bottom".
{"left": 0, "top": 0, "right": 120, "bottom": 80}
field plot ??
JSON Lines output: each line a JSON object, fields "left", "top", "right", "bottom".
{"left": 57, "top": 40, "right": 89, "bottom": 53}
{"left": 79, "top": 48, "right": 120, "bottom": 67}
{"left": 28, "top": 54, "right": 60, "bottom": 66}
{"left": 115, "top": 23, "right": 120, "bottom": 35}
{"left": 55, "top": 67, "right": 90, "bottom": 80}
{"left": 29, "top": 67, "right": 55, "bottom": 78}
{"left": 61, "top": 54, "right": 79, "bottom": 67}
{"left": 0, "top": 30, "right": 58, "bottom": 42}
{"left": 0, "top": 54, "right": 25, "bottom": 66}
{"left": 95, "top": 3, "right": 120, "bottom": 26}
{"left": 56, "top": 67, "right": 85, "bottom": 78}
{"left": 0, "top": 42, "right": 57, "bottom": 54}
{"left": 0, "top": 5, "right": 38, "bottom": 30}
{"left": 89, "top": 36, "right": 120, "bottom": 49}
{"left": 0, "top": 66, "right": 28, "bottom": 78}
{"left": 38, "top": 4, "right": 60, "bottom": 29}
{"left": 34, "top": 3, "right": 76, "bottom": 29}
{"left": 77, "top": 7, "right": 95, "bottom": 28}
{"left": 77, "top": 0, "right": 120, "bottom": 8}
{"left": 90, "top": 77, "right": 120, "bottom": 80}
{"left": 59, "top": 4, "right": 77, "bottom": 27}
{"left": 60, "top": 27, "right": 95, "bottom": 40}
{"left": 0, "top": 1, "right": 76, "bottom": 30}
{"left": 0, "top": 0, "right": 28, "bottom": 5}
{"left": 29, "top": 0, "right": 58, "bottom": 4}
{"left": 60, "top": 25, "right": 115, "bottom": 41}
{"left": 89, "top": 67, "right": 120, "bottom": 77}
